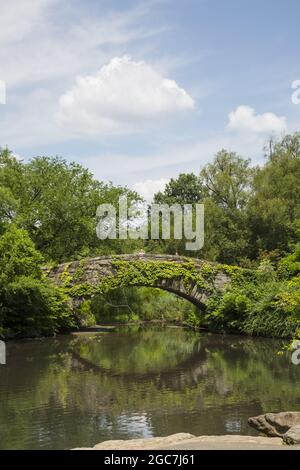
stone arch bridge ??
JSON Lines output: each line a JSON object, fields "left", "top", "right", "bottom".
{"left": 45, "top": 254, "right": 233, "bottom": 311}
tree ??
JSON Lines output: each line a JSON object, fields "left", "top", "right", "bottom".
{"left": 248, "top": 134, "right": 300, "bottom": 257}
{"left": 0, "top": 224, "right": 43, "bottom": 280}
{"left": 200, "top": 149, "right": 253, "bottom": 210}
{"left": 0, "top": 153, "right": 143, "bottom": 262}
{"left": 151, "top": 173, "right": 203, "bottom": 255}
{"left": 151, "top": 155, "right": 254, "bottom": 263}
{"left": 154, "top": 173, "right": 203, "bottom": 205}
{"left": 0, "top": 150, "right": 22, "bottom": 233}
{"left": 198, "top": 150, "right": 254, "bottom": 264}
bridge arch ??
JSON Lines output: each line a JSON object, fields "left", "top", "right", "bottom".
{"left": 46, "top": 254, "right": 232, "bottom": 312}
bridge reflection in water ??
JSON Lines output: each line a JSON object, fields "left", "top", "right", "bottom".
{"left": 0, "top": 326, "right": 298, "bottom": 450}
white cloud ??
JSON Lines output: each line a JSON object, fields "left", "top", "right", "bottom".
{"left": 133, "top": 178, "right": 169, "bottom": 202}
{"left": 227, "top": 105, "right": 287, "bottom": 134}
{"left": 56, "top": 56, "right": 195, "bottom": 136}
{"left": 0, "top": 1, "right": 174, "bottom": 148}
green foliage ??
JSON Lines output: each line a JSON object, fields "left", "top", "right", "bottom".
{"left": 152, "top": 150, "right": 254, "bottom": 264}
{"left": 0, "top": 151, "right": 142, "bottom": 262}
{"left": 153, "top": 138, "right": 300, "bottom": 265}
{"left": 241, "top": 281, "right": 300, "bottom": 338}
{"left": 0, "top": 186, "right": 18, "bottom": 234}
{"left": 75, "top": 300, "right": 96, "bottom": 327}
{"left": 185, "top": 309, "right": 201, "bottom": 327}
{"left": 247, "top": 134, "right": 300, "bottom": 256}
{"left": 205, "top": 290, "right": 250, "bottom": 331}
{"left": 0, "top": 224, "right": 73, "bottom": 338}
{"left": 200, "top": 149, "right": 254, "bottom": 210}
{"left": 105, "top": 259, "right": 209, "bottom": 290}
{"left": 91, "top": 286, "right": 198, "bottom": 325}
{"left": 2, "top": 276, "right": 74, "bottom": 337}
{"left": 154, "top": 173, "right": 203, "bottom": 205}
{"left": 278, "top": 244, "right": 300, "bottom": 278}
{"left": 205, "top": 261, "right": 300, "bottom": 338}
{"left": 0, "top": 224, "right": 43, "bottom": 279}
{"left": 198, "top": 151, "right": 254, "bottom": 264}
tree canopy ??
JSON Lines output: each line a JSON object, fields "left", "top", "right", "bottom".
{"left": 0, "top": 133, "right": 299, "bottom": 338}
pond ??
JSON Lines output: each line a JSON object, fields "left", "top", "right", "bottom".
{"left": 0, "top": 326, "right": 299, "bottom": 449}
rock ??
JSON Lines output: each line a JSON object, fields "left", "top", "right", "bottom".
{"left": 160, "top": 435, "right": 284, "bottom": 450}
{"left": 283, "top": 425, "right": 300, "bottom": 445}
{"left": 73, "top": 434, "right": 286, "bottom": 450}
{"left": 248, "top": 412, "right": 300, "bottom": 437}
{"left": 74, "top": 433, "right": 196, "bottom": 450}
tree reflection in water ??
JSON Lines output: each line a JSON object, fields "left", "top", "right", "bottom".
{"left": 0, "top": 326, "right": 299, "bottom": 449}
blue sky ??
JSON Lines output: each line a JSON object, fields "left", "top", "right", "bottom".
{"left": 0, "top": 0, "right": 300, "bottom": 200}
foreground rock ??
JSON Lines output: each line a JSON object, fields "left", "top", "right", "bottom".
{"left": 73, "top": 433, "right": 294, "bottom": 450}
{"left": 74, "top": 433, "right": 195, "bottom": 450}
{"left": 283, "top": 425, "right": 300, "bottom": 445}
{"left": 248, "top": 412, "right": 300, "bottom": 437}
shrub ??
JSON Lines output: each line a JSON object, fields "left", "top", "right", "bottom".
{"left": 2, "top": 276, "right": 74, "bottom": 337}
{"left": 278, "top": 244, "right": 300, "bottom": 278}
{"left": 0, "top": 225, "right": 74, "bottom": 337}
{"left": 205, "top": 275, "right": 300, "bottom": 338}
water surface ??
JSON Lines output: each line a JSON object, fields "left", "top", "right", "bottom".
{"left": 0, "top": 326, "right": 299, "bottom": 449}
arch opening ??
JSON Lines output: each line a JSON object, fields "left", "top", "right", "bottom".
{"left": 88, "top": 285, "right": 202, "bottom": 326}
